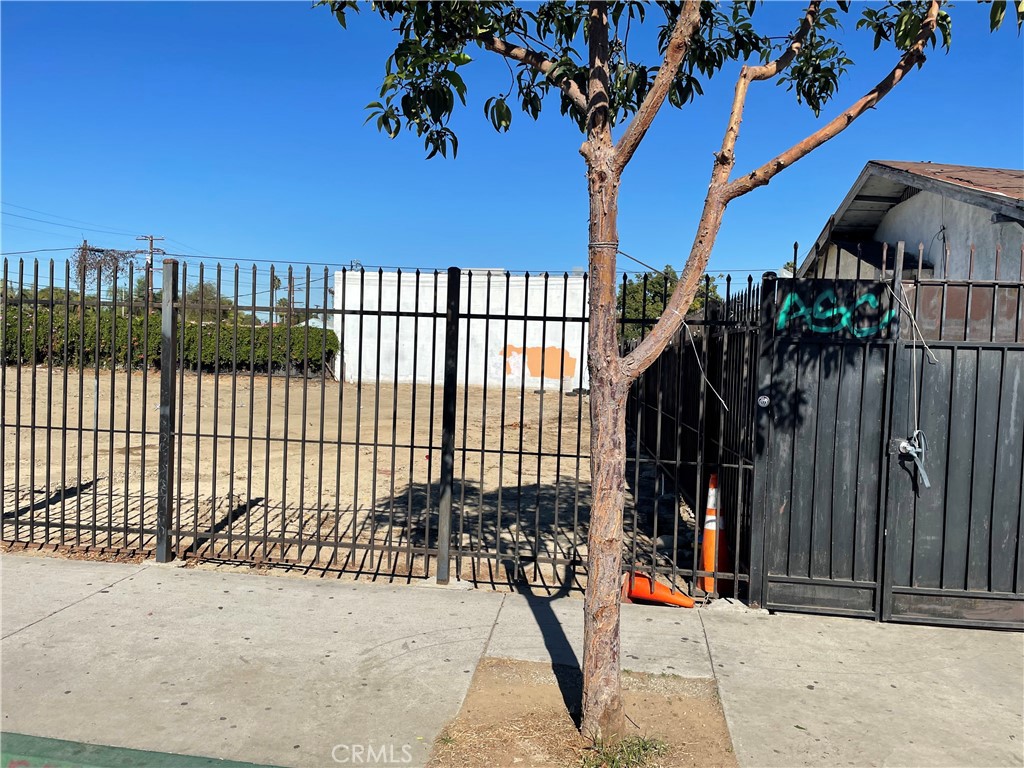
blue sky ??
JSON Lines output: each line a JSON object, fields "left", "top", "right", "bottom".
{"left": 2, "top": 1, "right": 1022, "bottom": 289}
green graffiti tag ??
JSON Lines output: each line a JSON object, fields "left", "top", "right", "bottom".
{"left": 776, "top": 289, "right": 897, "bottom": 338}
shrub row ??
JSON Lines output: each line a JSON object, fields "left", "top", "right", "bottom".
{"left": 2, "top": 308, "right": 339, "bottom": 373}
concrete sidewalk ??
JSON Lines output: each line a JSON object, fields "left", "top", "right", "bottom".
{"left": 2, "top": 553, "right": 1021, "bottom": 768}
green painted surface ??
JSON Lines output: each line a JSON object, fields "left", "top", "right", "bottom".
{"left": 0, "top": 733, "right": 281, "bottom": 768}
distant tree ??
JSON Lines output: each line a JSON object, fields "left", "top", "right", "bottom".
{"left": 783, "top": 259, "right": 797, "bottom": 274}
{"left": 185, "top": 280, "right": 234, "bottom": 323}
{"left": 133, "top": 275, "right": 148, "bottom": 302}
{"left": 132, "top": 274, "right": 162, "bottom": 305}
{"left": 276, "top": 295, "right": 291, "bottom": 324}
{"left": 617, "top": 266, "right": 721, "bottom": 344}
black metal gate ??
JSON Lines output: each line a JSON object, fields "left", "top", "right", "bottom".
{"left": 751, "top": 271, "right": 1024, "bottom": 629}
{"left": 882, "top": 271, "right": 1024, "bottom": 628}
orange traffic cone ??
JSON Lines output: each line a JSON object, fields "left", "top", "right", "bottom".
{"left": 623, "top": 572, "right": 695, "bottom": 608}
{"left": 700, "top": 473, "right": 721, "bottom": 594}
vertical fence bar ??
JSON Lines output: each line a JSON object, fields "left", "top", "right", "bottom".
{"left": 228, "top": 265, "right": 239, "bottom": 559}
{"left": 61, "top": 261, "right": 70, "bottom": 545}
{"left": 477, "top": 272, "right": 494, "bottom": 576}
{"left": 46, "top": 259, "right": 56, "bottom": 539}
{"left": 91, "top": 266, "right": 101, "bottom": 546}
{"left": 138, "top": 262, "right": 150, "bottom": 548}
{"left": 29, "top": 260, "right": 39, "bottom": 540}
{"left": 436, "top": 267, "right": 461, "bottom": 584}
{"left": 387, "top": 271, "right": 401, "bottom": 569}
{"left": 316, "top": 266, "right": 329, "bottom": 565}
{"left": 297, "top": 268, "right": 312, "bottom": 562}
{"left": 176, "top": 263, "right": 188, "bottom": 548}
{"left": 75, "top": 263, "right": 85, "bottom": 544}
{"left": 333, "top": 268, "right": 347, "bottom": 567}
{"left": 456, "top": 273, "right": 472, "bottom": 579}
{"left": 156, "top": 259, "right": 179, "bottom": 562}
{"left": 14, "top": 259, "right": 24, "bottom": 542}
{"left": 514, "top": 274, "right": 530, "bottom": 575}
{"left": 0, "top": 260, "right": 7, "bottom": 530}
{"left": 107, "top": 265, "right": 117, "bottom": 546}
{"left": 406, "top": 270, "right": 422, "bottom": 572}
{"left": 246, "top": 265, "right": 258, "bottom": 560}
{"left": 369, "top": 270, "right": 384, "bottom": 568}
{"left": 264, "top": 267, "right": 275, "bottom": 561}
{"left": 123, "top": 263, "right": 134, "bottom": 546}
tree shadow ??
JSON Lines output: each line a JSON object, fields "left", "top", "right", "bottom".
{"left": 507, "top": 561, "right": 583, "bottom": 727}
{"left": 184, "top": 496, "right": 266, "bottom": 556}
{"left": 360, "top": 475, "right": 679, "bottom": 584}
{"left": 4, "top": 481, "right": 96, "bottom": 520}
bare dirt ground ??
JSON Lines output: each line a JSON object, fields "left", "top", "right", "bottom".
{"left": 428, "top": 658, "right": 737, "bottom": 768}
{"left": 4, "top": 366, "right": 690, "bottom": 587}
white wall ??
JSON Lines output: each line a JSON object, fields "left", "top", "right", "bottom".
{"left": 874, "top": 191, "right": 1024, "bottom": 280}
{"left": 333, "top": 270, "right": 590, "bottom": 390}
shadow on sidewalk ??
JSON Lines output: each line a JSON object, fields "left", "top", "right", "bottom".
{"left": 507, "top": 560, "right": 583, "bottom": 727}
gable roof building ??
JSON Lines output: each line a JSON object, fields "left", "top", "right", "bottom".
{"left": 798, "top": 161, "right": 1024, "bottom": 281}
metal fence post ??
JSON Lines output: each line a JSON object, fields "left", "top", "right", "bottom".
{"left": 436, "top": 267, "right": 461, "bottom": 584}
{"left": 747, "top": 273, "right": 777, "bottom": 609}
{"left": 156, "top": 259, "right": 178, "bottom": 562}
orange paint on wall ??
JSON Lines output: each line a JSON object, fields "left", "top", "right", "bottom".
{"left": 503, "top": 345, "right": 577, "bottom": 379}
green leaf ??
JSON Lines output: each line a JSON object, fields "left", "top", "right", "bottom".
{"left": 990, "top": 0, "right": 1007, "bottom": 30}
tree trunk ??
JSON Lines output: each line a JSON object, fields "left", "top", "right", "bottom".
{"left": 581, "top": 371, "right": 627, "bottom": 741}
{"left": 580, "top": 142, "right": 627, "bottom": 741}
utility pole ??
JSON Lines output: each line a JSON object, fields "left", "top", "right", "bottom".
{"left": 136, "top": 235, "right": 165, "bottom": 307}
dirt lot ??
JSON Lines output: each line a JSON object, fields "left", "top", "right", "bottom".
{"left": 429, "top": 658, "right": 736, "bottom": 768}
{"left": 3, "top": 367, "right": 595, "bottom": 573}
{"left": 4, "top": 366, "right": 695, "bottom": 587}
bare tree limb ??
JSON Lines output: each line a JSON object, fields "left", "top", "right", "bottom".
{"left": 610, "top": 1, "right": 702, "bottom": 177}
{"left": 480, "top": 35, "right": 588, "bottom": 115}
{"left": 619, "top": 191, "right": 728, "bottom": 382}
{"left": 747, "top": 2, "right": 821, "bottom": 82}
{"left": 712, "top": 2, "right": 820, "bottom": 187}
{"left": 724, "top": 0, "right": 941, "bottom": 199}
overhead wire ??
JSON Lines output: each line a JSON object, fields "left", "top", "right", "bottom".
{"left": 1, "top": 211, "right": 137, "bottom": 237}
{"left": 0, "top": 247, "right": 79, "bottom": 256}
{"left": 1, "top": 202, "right": 139, "bottom": 235}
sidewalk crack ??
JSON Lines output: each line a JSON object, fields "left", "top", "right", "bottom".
{"left": 2, "top": 563, "right": 150, "bottom": 641}
{"left": 480, "top": 592, "right": 507, "bottom": 659}
{"left": 697, "top": 609, "right": 719, "bottom": 684}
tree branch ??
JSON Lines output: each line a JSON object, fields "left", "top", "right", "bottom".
{"left": 747, "top": 2, "right": 820, "bottom": 82}
{"left": 622, "top": 1, "right": 940, "bottom": 382}
{"left": 611, "top": 1, "right": 702, "bottom": 177}
{"left": 620, "top": 190, "right": 728, "bottom": 382}
{"left": 724, "top": 0, "right": 941, "bottom": 200}
{"left": 480, "top": 35, "right": 588, "bottom": 115}
{"left": 712, "top": 2, "right": 820, "bottom": 187}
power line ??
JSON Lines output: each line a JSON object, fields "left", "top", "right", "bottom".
{"left": 1, "top": 211, "right": 137, "bottom": 237}
{"left": 165, "top": 237, "right": 219, "bottom": 259}
{"left": 1, "top": 202, "right": 138, "bottom": 235}
{"left": 0, "top": 247, "right": 79, "bottom": 256}
{"left": 1, "top": 222, "right": 82, "bottom": 237}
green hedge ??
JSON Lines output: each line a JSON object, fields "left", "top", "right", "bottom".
{"left": 2, "top": 307, "right": 338, "bottom": 373}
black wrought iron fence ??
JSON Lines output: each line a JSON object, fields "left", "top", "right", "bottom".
{"left": 3, "top": 255, "right": 764, "bottom": 599}
{"left": 624, "top": 275, "right": 761, "bottom": 600}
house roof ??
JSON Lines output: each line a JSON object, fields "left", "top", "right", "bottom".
{"left": 873, "top": 161, "right": 1024, "bottom": 201}
{"left": 798, "top": 161, "right": 1024, "bottom": 275}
